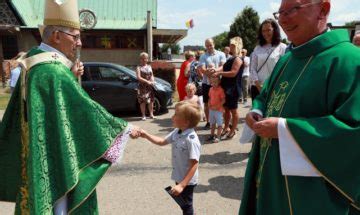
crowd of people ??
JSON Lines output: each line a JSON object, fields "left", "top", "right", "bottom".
{"left": 1, "top": 0, "right": 360, "bottom": 214}
{"left": 166, "top": 18, "right": 288, "bottom": 145}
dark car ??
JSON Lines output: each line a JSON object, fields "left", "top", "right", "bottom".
{"left": 82, "top": 62, "right": 173, "bottom": 114}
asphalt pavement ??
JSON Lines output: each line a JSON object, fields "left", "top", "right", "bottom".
{"left": 0, "top": 103, "right": 252, "bottom": 215}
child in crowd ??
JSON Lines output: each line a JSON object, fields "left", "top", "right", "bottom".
{"left": 207, "top": 76, "right": 225, "bottom": 143}
{"left": 184, "top": 83, "right": 204, "bottom": 120}
{"left": 184, "top": 83, "right": 200, "bottom": 106}
{"left": 140, "top": 101, "right": 201, "bottom": 215}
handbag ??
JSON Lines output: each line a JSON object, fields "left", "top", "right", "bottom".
{"left": 255, "top": 45, "right": 279, "bottom": 74}
{"left": 194, "top": 81, "right": 202, "bottom": 96}
{"left": 251, "top": 45, "right": 279, "bottom": 98}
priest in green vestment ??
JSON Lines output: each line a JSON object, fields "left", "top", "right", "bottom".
{"left": 0, "top": 0, "right": 140, "bottom": 214}
{"left": 240, "top": 0, "right": 360, "bottom": 214}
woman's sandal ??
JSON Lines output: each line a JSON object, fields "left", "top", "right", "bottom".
{"left": 221, "top": 129, "right": 230, "bottom": 137}
{"left": 226, "top": 131, "right": 236, "bottom": 139}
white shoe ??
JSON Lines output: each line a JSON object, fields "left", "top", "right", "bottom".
{"left": 141, "top": 116, "right": 146, "bottom": 121}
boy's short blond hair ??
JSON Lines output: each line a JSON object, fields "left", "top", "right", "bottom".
{"left": 175, "top": 101, "right": 201, "bottom": 128}
{"left": 185, "top": 83, "right": 196, "bottom": 92}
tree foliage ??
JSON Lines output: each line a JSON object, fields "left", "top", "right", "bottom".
{"left": 213, "top": 31, "right": 229, "bottom": 51}
{"left": 160, "top": 43, "right": 181, "bottom": 54}
{"left": 345, "top": 20, "right": 360, "bottom": 27}
{"left": 228, "top": 6, "right": 260, "bottom": 53}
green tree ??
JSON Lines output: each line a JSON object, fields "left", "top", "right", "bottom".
{"left": 228, "top": 6, "right": 260, "bottom": 53}
{"left": 160, "top": 43, "right": 181, "bottom": 54}
{"left": 212, "top": 31, "right": 229, "bottom": 51}
{"left": 344, "top": 20, "right": 360, "bottom": 27}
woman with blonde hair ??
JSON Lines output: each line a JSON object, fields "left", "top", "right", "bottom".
{"left": 212, "top": 36, "right": 244, "bottom": 139}
{"left": 136, "top": 52, "right": 156, "bottom": 120}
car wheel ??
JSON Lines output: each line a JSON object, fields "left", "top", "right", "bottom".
{"left": 153, "top": 97, "right": 161, "bottom": 115}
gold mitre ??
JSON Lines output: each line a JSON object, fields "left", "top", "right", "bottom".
{"left": 43, "top": 0, "right": 80, "bottom": 29}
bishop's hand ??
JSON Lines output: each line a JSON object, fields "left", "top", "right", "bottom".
{"left": 71, "top": 60, "right": 84, "bottom": 77}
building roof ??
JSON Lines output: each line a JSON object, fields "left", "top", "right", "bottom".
{"left": 9, "top": 0, "right": 157, "bottom": 29}
{"left": 153, "top": 29, "right": 187, "bottom": 44}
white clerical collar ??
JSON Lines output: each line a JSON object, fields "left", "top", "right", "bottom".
{"left": 39, "top": 43, "right": 67, "bottom": 59}
{"left": 290, "top": 28, "right": 331, "bottom": 50}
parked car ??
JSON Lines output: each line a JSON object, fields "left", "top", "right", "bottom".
{"left": 82, "top": 62, "right": 173, "bottom": 114}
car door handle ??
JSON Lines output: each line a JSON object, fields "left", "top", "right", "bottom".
{"left": 92, "top": 86, "right": 100, "bottom": 91}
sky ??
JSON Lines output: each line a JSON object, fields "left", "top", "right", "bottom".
{"left": 157, "top": 0, "right": 360, "bottom": 47}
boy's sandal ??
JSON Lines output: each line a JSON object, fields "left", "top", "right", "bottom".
{"left": 226, "top": 131, "right": 236, "bottom": 139}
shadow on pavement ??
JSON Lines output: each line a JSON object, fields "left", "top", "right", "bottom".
{"left": 111, "top": 108, "right": 171, "bottom": 123}
{"left": 200, "top": 151, "right": 248, "bottom": 165}
{"left": 153, "top": 118, "right": 174, "bottom": 132}
{"left": 195, "top": 176, "right": 244, "bottom": 200}
{"left": 197, "top": 133, "right": 211, "bottom": 144}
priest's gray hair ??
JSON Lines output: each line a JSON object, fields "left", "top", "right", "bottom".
{"left": 42, "top": 25, "right": 72, "bottom": 43}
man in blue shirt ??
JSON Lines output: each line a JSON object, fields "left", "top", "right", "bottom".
{"left": 198, "top": 38, "right": 226, "bottom": 129}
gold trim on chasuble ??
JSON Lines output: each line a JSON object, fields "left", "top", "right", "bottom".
{"left": 255, "top": 56, "right": 314, "bottom": 215}
{"left": 19, "top": 65, "right": 30, "bottom": 214}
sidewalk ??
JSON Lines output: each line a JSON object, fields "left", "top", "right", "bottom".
{"left": 0, "top": 103, "right": 252, "bottom": 214}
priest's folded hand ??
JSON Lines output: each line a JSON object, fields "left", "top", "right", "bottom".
{"left": 252, "top": 117, "right": 279, "bottom": 138}
{"left": 246, "top": 112, "right": 263, "bottom": 129}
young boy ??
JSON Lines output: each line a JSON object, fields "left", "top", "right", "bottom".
{"left": 140, "top": 101, "right": 202, "bottom": 214}
{"left": 207, "top": 76, "right": 225, "bottom": 143}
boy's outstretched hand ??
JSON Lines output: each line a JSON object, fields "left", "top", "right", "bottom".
{"left": 130, "top": 126, "right": 141, "bottom": 139}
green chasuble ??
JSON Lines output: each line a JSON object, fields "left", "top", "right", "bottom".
{"left": 0, "top": 48, "right": 128, "bottom": 214}
{"left": 239, "top": 30, "right": 360, "bottom": 215}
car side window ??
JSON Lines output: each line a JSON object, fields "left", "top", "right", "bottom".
{"left": 89, "top": 66, "right": 101, "bottom": 80}
{"left": 99, "top": 67, "right": 119, "bottom": 81}
{"left": 98, "top": 67, "right": 132, "bottom": 82}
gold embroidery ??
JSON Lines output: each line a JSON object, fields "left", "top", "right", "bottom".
{"left": 19, "top": 69, "right": 30, "bottom": 214}
{"left": 267, "top": 81, "right": 289, "bottom": 119}
{"left": 255, "top": 56, "right": 314, "bottom": 214}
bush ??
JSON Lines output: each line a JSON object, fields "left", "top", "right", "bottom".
{"left": 151, "top": 60, "right": 176, "bottom": 90}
